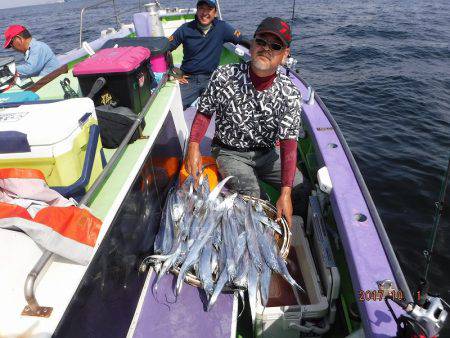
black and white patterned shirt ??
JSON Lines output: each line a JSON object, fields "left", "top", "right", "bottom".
{"left": 197, "top": 61, "right": 302, "bottom": 150}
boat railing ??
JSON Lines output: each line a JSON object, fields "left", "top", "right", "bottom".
{"left": 79, "top": 0, "right": 144, "bottom": 48}
{"left": 22, "top": 74, "right": 169, "bottom": 317}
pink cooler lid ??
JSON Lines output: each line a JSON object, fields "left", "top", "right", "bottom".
{"left": 73, "top": 46, "right": 151, "bottom": 76}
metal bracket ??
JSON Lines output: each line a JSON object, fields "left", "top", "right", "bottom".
{"left": 306, "top": 86, "right": 315, "bottom": 105}
{"left": 22, "top": 305, "right": 53, "bottom": 318}
{"left": 377, "top": 279, "right": 396, "bottom": 298}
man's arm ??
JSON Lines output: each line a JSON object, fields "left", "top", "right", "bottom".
{"left": 168, "top": 26, "right": 184, "bottom": 52}
{"left": 16, "top": 45, "right": 49, "bottom": 77}
{"left": 185, "top": 68, "right": 222, "bottom": 180}
{"left": 276, "top": 139, "right": 297, "bottom": 227}
{"left": 185, "top": 112, "right": 212, "bottom": 180}
{"left": 276, "top": 87, "right": 303, "bottom": 227}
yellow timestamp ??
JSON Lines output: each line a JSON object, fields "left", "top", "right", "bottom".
{"left": 358, "top": 289, "right": 404, "bottom": 302}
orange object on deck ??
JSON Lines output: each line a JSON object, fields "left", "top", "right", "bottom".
{"left": 179, "top": 157, "right": 219, "bottom": 190}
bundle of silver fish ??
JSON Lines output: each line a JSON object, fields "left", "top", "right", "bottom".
{"left": 143, "top": 174, "right": 304, "bottom": 315}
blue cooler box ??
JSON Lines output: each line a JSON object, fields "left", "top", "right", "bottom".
{"left": 0, "top": 91, "right": 40, "bottom": 106}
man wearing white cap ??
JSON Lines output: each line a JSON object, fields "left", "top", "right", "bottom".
{"left": 169, "top": 0, "right": 249, "bottom": 109}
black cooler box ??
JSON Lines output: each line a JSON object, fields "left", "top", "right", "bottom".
{"left": 73, "top": 46, "right": 152, "bottom": 114}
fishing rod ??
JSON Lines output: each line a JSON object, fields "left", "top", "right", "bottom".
{"left": 383, "top": 156, "right": 450, "bottom": 337}
{"left": 423, "top": 156, "right": 450, "bottom": 282}
{"left": 291, "top": 0, "right": 296, "bottom": 22}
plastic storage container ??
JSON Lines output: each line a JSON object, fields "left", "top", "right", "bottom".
{"left": 73, "top": 47, "right": 152, "bottom": 114}
{"left": 133, "top": 11, "right": 164, "bottom": 38}
{"left": 0, "top": 98, "right": 104, "bottom": 198}
{"left": 254, "top": 215, "right": 331, "bottom": 338}
{"left": 102, "top": 37, "right": 169, "bottom": 74}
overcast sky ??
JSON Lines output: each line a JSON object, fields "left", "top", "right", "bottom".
{"left": 0, "top": 0, "right": 62, "bottom": 9}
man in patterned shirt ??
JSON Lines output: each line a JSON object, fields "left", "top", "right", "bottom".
{"left": 185, "top": 17, "right": 309, "bottom": 225}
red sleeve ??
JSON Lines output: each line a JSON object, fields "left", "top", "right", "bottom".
{"left": 189, "top": 111, "right": 212, "bottom": 144}
{"left": 280, "top": 139, "right": 298, "bottom": 187}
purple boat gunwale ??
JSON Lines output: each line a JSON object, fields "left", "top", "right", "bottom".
{"left": 289, "top": 71, "right": 410, "bottom": 337}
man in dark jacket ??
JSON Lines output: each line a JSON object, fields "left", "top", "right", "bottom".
{"left": 169, "top": 0, "right": 249, "bottom": 109}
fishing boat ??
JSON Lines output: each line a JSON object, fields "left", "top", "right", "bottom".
{"left": 0, "top": 1, "right": 447, "bottom": 337}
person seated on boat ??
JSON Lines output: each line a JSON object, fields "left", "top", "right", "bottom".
{"left": 3, "top": 25, "right": 60, "bottom": 78}
{"left": 168, "top": 0, "right": 250, "bottom": 110}
{"left": 185, "top": 17, "right": 310, "bottom": 226}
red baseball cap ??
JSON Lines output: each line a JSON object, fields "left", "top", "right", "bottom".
{"left": 254, "top": 17, "right": 292, "bottom": 47}
{"left": 3, "top": 25, "right": 26, "bottom": 49}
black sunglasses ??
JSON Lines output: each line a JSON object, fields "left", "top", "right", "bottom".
{"left": 254, "top": 37, "right": 284, "bottom": 51}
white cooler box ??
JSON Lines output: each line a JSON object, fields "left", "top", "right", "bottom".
{"left": 255, "top": 210, "right": 339, "bottom": 338}
{"left": 0, "top": 98, "right": 104, "bottom": 197}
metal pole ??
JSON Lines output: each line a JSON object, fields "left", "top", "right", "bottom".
{"left": 291, "top": 0, "right": 296, "bottom": 22}
{"left": 216, "top": 0, "right": 222, "bottom": 19}
{"left": 112, "top": 0, "right": 121, "bottom": 29}
{"left": 79, "top": 7, "right": 86, "bottom": 48}
{"left": 79, "top": 0, "right": 121, "bottom": 48}
{"left": 24, "top": 251, "right": 53, "bottom": 310}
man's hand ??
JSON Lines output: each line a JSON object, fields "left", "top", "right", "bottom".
{"left": 169, "top": 67, "right": 189, "bottom": 84}
{"left": 185, "top": 142, "right": 202, "bottom": 183}
{"left": 276, "top": 187, "right": 293, "bottom": 228}
{"left": 177, "top": 75, "right": 189, "bottom": 84}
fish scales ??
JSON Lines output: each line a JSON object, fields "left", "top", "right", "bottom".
{"left": 248, "top": 260, "right": 259, "bottom": 324}
{"left": 149, "top": 175, "right": 305, "bottom": 310}
{"left": 260, "top": 261, "right": 272, "bottom": 307}
{"left": 198, "top": 239, "right": 214, "bottom": 295}
{"left": 222, "top": 209, "right": 237, "bottom": 279}
{"left": 176, "top": 212, "right": 218, "bottom": 294}
{"left": 244, "top": 202, "right": 263, "bottom": 271}
{"left": 207, "top": 266, "right": 228, "bottom": 311}
{"left": 154, "top": 189, "right": 175, "bottom": 254}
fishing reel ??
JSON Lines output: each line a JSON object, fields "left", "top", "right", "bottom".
{"left": 380, "top": 279, "right": 448, "bottom": 337}
{"left": 0, "top": 57, "right": 16, "bottom": 93}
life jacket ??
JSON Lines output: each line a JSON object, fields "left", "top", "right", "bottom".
{"left": 0, "top": 168, "right": 102, "bottom": 265}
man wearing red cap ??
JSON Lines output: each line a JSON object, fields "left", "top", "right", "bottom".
{"left": 185, "top": 17, "right": 310, "bottom": 227}
{"left": 3, "top": 25, "right": 59, "bottom": 78}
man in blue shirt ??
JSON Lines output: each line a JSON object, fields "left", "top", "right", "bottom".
{"left": 169, "top": 0, "right": 249, "bottom": 109}
{"left": 3, "top": 25, "right": 60, "bottom": 78}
